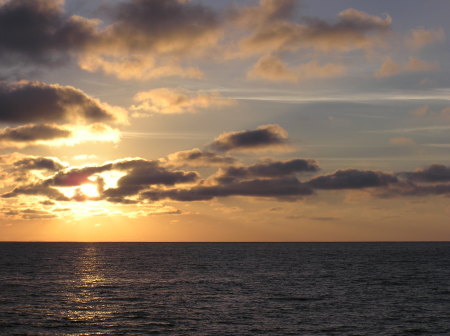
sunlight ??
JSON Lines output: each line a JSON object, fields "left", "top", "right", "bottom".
{"left": 80, "top": 184, "right": 100, "bottom": 198}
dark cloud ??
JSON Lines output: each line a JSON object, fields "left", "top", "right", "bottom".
{"left": 208, "top": 124, "right": 291, "bottom": 153}
{"left": 0, "top": 81, "right": 126, "bottom": 125}
{"left": 42, "top": 158, "right": 199, "bottom": 201}
{"left": 2, "top": 184, "right": 69, "bottom": 201}
{"left": 47, "top": 165, "right": 111, "bottom": 187}
{"left": 0, "top": 0, "right": 98, "bottom": 65}
{"left": 400, "top": 164, "right": 450, "bottom": 182}
{"left": 166, "top": 148, "right": 237, "bottom": 167}
{"left": 105, "top": 160, "right": 199, "bottom": 198}
{"left": 214, "top": 158, "right": 319, "bottom": 183}
{"left": 142, "top": 177, "right": 313, "bottom": 202}
{"left": 375, "top": 181, "right": 450, "bottom": 198}
{"left": 43, "top": 158, "right": 151, "bottom": 188}
{"left": 0, "top": 124, "right": 71, "bottom": 145}
{"left": 3, "top": 208, "right": 56, "bottom": 220}
{"left": 107, "top": 0, "right": 220, "bottom": 55}
{"left": 309, "top": 217, "right": 339, "bottom": 221}
{"left": 13, "top": 156, "right": 65, "bottom": 171}
{"left": 308, "top": 169, "right": 397, "bottom": 190}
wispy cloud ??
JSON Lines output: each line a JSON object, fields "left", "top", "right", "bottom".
{"left": 231, "top": 88, "right": 450, "bottom": 104}
{"left": 361, "top": 125, "right": 450, "bottom": 134}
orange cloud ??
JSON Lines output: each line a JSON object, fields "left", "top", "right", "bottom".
{"left": 389, "top": 137, "right": 415, "bottom": 146}
{"left": 248, "top": 55, "right": 346, "bottom": 82}
{"left": 236, "top": 4, "right": 392, "bottom": 56}
{"left": 78, "top": 55, "right": 204, "bottom": 81}
{"left": 247, "top": 55, "right": 298, "bottom": 82}
{"left": 411, "top": 105, "right": 430, "bottom": 117}
{"left": 406, "top": 28, "right": 445, "bottom": 50}
{"left": 375, "top": 57, "right": 439, "bottom": 78}
{"left": 131, "top": 88, "right": 234, "bottom": 115}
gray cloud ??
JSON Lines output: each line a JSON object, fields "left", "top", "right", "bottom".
{"left": 13, "top": 156, "right": 65, "bottom": 171}
{"left": 42, "top": 158, "right": 199, "bottom": 201}
{"left": 214, "top": 158, "right": 319, "bottom": 183}
{"left": 47, "top": 165, "right": 111, "bottom": 187}
{"left": 0, "top": 124, "right": 71, "bottom": 145}
{"left": 107, "top": 0, "right": 220, "bottom": 55}
{"left": 376, "top": 181, "right": 450, "bottom": 198}
{"left": 0, "top": 81, "right": 126, "bottom": 124}
{"left": 44, "top": 158, "right": 154, "bottom": 187}
{"left": 3, "top": 208, "right": 56, "bottom": 220}
{"left": 208, "top": 124, "right": 291, "bottom": 153}
{"left": 2, "top": 184, "right": 69, "bottom": 201}
{"left": 166, "top": 148, "right": 237, "bottom": 167}
{"left": 238, "top": 4, "right": 392, "bottom": 55}
{"left": 0, "top": 0, "right": 98, "bottom": 65}
{"left": 308, "top": 169, "right": 397, "bottom": 189}
{"left": 105, "top": 160, "right": 199, "bottom": 198}
{"left": 400, "top": 164, "right": 450, "bottom": 182}
{"left": 142, "top": 177, "right": 313, "bottom": 202}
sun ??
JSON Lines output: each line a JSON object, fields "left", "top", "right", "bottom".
{"left": 79, "top": 183, "right": 100, "bottom": 198}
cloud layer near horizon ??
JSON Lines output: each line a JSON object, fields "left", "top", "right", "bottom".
{"left": 2, "top": 125, "right": 450, "bottom": 220}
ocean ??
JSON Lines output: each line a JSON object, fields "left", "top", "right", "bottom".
{"left": 0, "top": 242, "right": 449, "bottom": 335}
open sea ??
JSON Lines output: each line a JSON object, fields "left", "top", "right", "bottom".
{"left": 0, "top": 242, "right": 449, "bottom": 335}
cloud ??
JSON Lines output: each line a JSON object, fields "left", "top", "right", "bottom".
{"left": 0, "top": 81, "right": 127, "bottom": 125}
{"left": 2, "top": 208, "right": 56, "bottom": 220}
{"left": 248, "top": 55, "right": 346, "bottom": 82}
{"left": 247, "top": 55, "right": 298, "bottom": 82}
{"left": 46, "top": 165, "right": 111, "bottom": 187}
{"left": 308, "top": 169, "right": 397, "bottom": 189}
{"left": 236, "top": 4, "right": 391, "bottom": 56}
{"left": 5, "top": 123, "right": 450, "bottom": 216}
{"left": 13, "top": 156, "right": 65, "bottom": 172}
{"left": 104, "top": 0, "right": 221, "bottom": 56}
{"left": 0, "top": 123, "right": 121, "bottom": 148}
{"left": 141, "top": 177, "right": 313, "bottom": 202}
{"left": 166, "top": 148, "right": 237, "bottom": 167}
{"left": 232, "top": 0, "right": 297, "bottom": 27}
{"left": 400, "top": 164, "right": 450, "bottom": 182}
{"left": 208, "top": 124, "right": 291, "bottom": 153}
{"left": 78, "top": 0, "right": 222, "bottom": 79}
{"left": 0, "top": 0, "right": 99, "bottom": 65}
{"left": 0, "top": 124, "right": 71, "bottom": 147}
{"left": 375, "top": 57, "right": 439, "bottom": 78}
{"left": 441, "top": 107, "right": 450, "bottom": 118}
{"left": 406, "top": 28, "right": 445, "bottom": 50}
{"left": 0, "top": 153, "right": 65, "bottom": 189}
{"left": 389, "top": 137, "right": 415, "bottom": 146}
{"left": 376, "top": 182, "right": 450, "bottom": 198}
{"left": 2, "top": 184, "right": 69, "bottom": 201}
{"left": 0, "top": 0, "right": 219, "bottom": 79}
{"left": 104, "top": 160, "right": 199, "bottom": 199}
{"left": 213, "top": 158, "right": 319, "bottom": 183}
{"left": 78, "top": 55, "right": 205, "bottom": 81}
{"left": 39, "top": 158, "right": 199, "bottom": 202}
{"left": 130, "top": 88, "right": 234, "bottom": 115}
{"left": 411, "top": 105, "right": 430, "bottom": 117}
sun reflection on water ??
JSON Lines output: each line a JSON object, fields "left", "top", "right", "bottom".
{"left": 63, "top": 245, "right": 119, "bottom": 324}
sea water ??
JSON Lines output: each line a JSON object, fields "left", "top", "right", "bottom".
{"left": 1, "top": 242, "right": 449, "bottom": 335}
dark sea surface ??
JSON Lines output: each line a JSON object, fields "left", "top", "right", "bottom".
{"left": 0, "top": 242, "right": 449, "bottom": 335}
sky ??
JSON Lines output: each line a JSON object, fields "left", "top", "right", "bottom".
{"left": 1, "top": 0, "right": 450, "bottom": 242}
